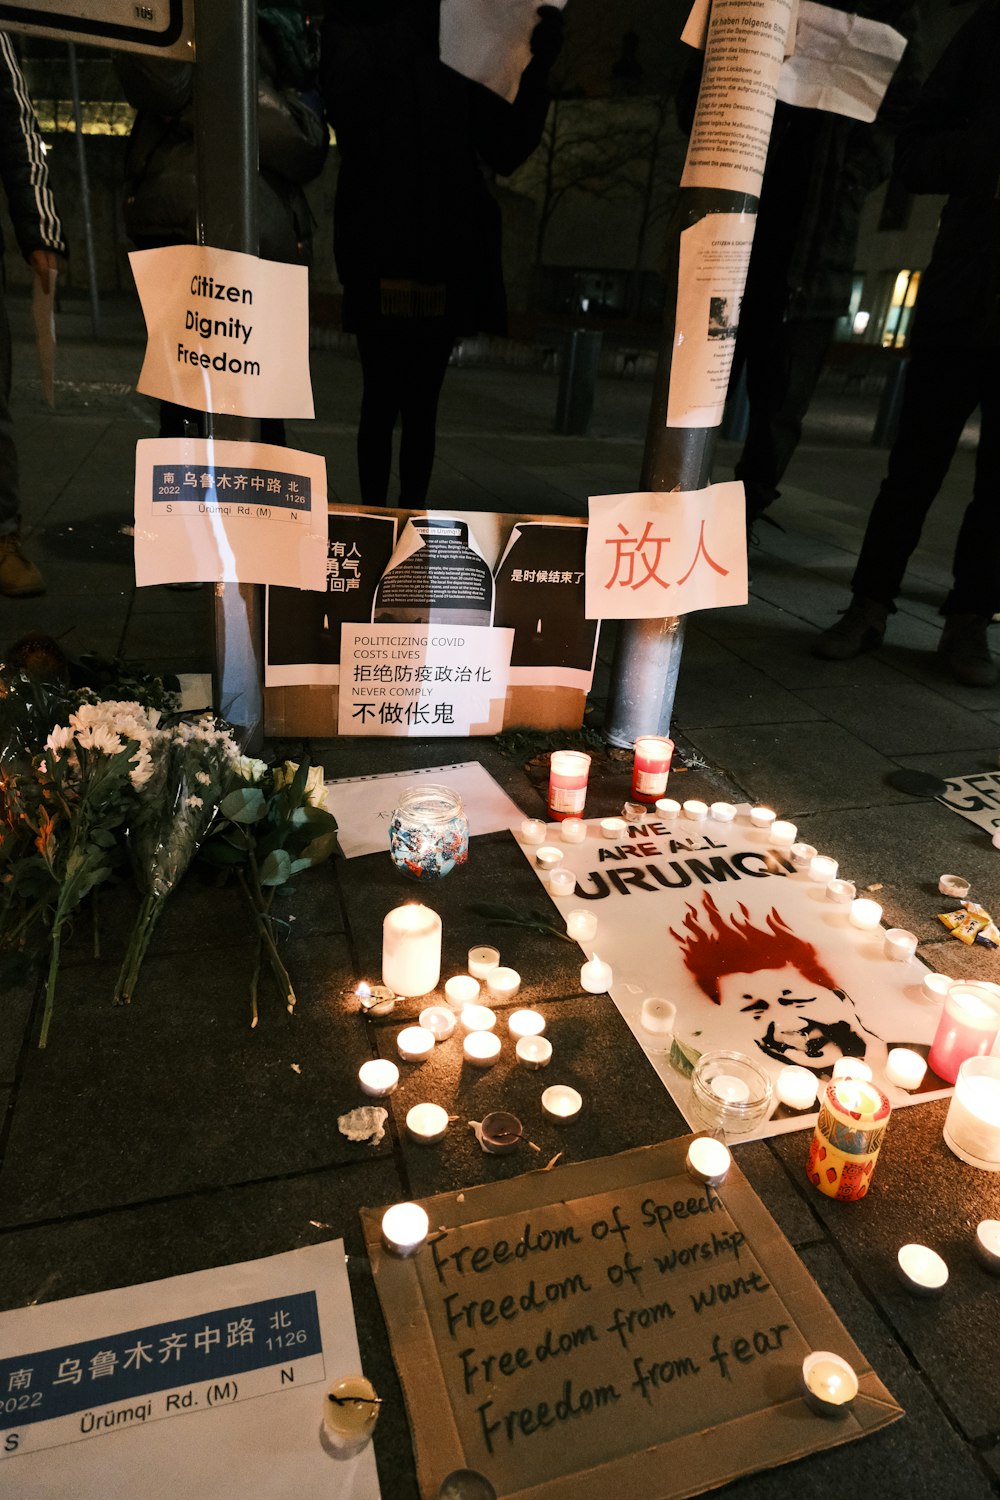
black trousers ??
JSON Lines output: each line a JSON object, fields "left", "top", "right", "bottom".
{"left": 355, "top": 323, "right": 454, "bottom": 505}
{"left": 852, "top": 346, "right": 1000, "bottom": 616}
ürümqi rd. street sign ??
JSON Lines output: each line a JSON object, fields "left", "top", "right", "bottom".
{"left": 0, "top": 0, "right": 192, "bottom": 59}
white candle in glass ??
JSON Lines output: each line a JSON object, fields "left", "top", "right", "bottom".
{"left": 516, "top": 1035, "right": 552, "bottom": 1069}
{"left": 849, "top": 897, "right": 883, "bottom": 930}
{"left": 406, "top": 1102, "right": 449, "bottom": 1145}
{"left": 560, "top": 817, "right": 587, "bottom": 844}
{"left": 463, "top": 1031, "right": 501, "bottom": 1069}
{"left": 686, "top": 1137, "right": 731, "bottom": 1185}
{"left": 790, "top": 842, "right": 817, "bottom": 869}
{"left": 541, "top": 1084, "right": 582, "bottom": 1122}
{"left": 444, "top": 974, "right": 481, "bottom": 1012}
{"left": 467, "top": 947, "right": 500, "bottom": 980}
{"left": 921, "top": 971, "right": 952, "bottom": 1003}
{"left": 943, "top": 1056, "right": 1000, "bottom": 1169}
{"left": 885, "top": 1047, "right": 927, "bottom": 1090}
{"left": 801, "top": 1353, "right": 858, "bottom": 1418}
{"left": 382, "top": 904, "right": 442, "bottom": 997}
{"left": 974, "top": 1219, "right": 1000, "bottom": 1275}
{"left": 809, "top": 854, "right": 839, "bottom": 883}
{"left": 520, "top": 818, "right": 547, "bottom": 845}
{"left": 566, "top": 908, "right": 598, "bottom": 943}
{"left": 548, "top": 867, "right": 577, "bottom": 897}
{"left": 826, "top": 878, "right": 856, "bottom": 905}
{"left": 711, "top": 1074, "right": 751, "bottom": 1104}
{"left": 419, "top": 1006, "right": 456, "bottom": 1041}
{"left": 396, "top": 1026, "right": 435, "bottom": 1063}
{"left": 358, "top": 1060, "right": 399, "bottom": 1098}
{"left": 884, "top": 927, "right": 918, "bottom": 962}
{"left": 770, "top": 819, "right": 798, "bottom": 846}
{"left": 710, "top": 801, "right": 736, "bottom": 823}
{"left": 535, "top": 845, "right": 564, "bottom": 870}
{"left": 640, "top": 997, "right": 676, "bottom": 1053}
{"left": 580, "top": 952, "right": 613, "bottom": 993}
{"left": 776, "top": 1065, "right": 818, "bottom": 1110}
{"left": 485, "top": 967, "right": 521, "bottom": 1001}
{"left": 897, "top": 1243, "right": 949, "bottom": 1296}
{"left": 460, "top": 1003, "right": 497, "bottom": 1033}
{"left": 749, "top": 806, "right": 776, "bottom": 830}
{"left": 381, "top": 1202, "right": 429, "bottom": 1256}
{"left": 655, "top": 798, "right": 681, "bottom": 817}
{"left": 832, "top": 1057, "right": 873, "bottom": 1082}
{"left": 600, "top": 816, "right": 627, "bottom": 839}
{"left": 323, "top": 1376, "right": 380, "bottom": 1453}
{"left": 683, "top": 799, "right": 708, "bottom": 821}
{"left": 508, "top": 1008, "right": 545, "bottom": 1040}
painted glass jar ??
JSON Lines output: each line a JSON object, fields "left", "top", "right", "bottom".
{"left": 388, "top": 785, "right": 469, "bottom": 881}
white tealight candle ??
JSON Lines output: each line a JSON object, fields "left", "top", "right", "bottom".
{"left": 849, "top": 897, "right": 883, "bottom": 931}
{"left": 683, "top": 799, "right": 708, "bottom": 822}
{"left": 711, "top": 1074, "right": 751, "bottom": 1105}
{"left": 974, "top": 1220, "right": 1000, "bottom": 1276}
{"left": 358, "top": 1060, "right": 400, "bottom": 1098}
{"left": 776, "top": 1065, "right": 818, "bottom": 1110}
{"left": 419, "top": 1006, "right": 456, "bottom": 1042}
{"left": 897, "top": 1242, "right": 949, "bottom": 1297}
{"left": 406, "top": 1102, "right": 449, "bottom": 1145}
{"left": 580, "top": 952, "right": 613, "bottom": 993}
{"left": 381, "top": 1201, "right": 429, "bottom": 1257}
{"left": 809, "top": 854, "right": 839, "bottom": 883}
{"left": 921, "top": 971, "right": 952, "bottom": 1003}
{"left": 382, "top": 903, "right": 442, "bottom": 998}
{"left": 770, "top": 819, "right": 798, "bottom": 847}
{"left": 801, "top": 1352, "right": 858, "bottom": 1419}
{"left": 485, "top": 966, "right": 521, "bottom": 1001}
{"left": 460, "top": 1003, "right": 497, "bottom": 1033}
{"left": 323, "top": 1376, "right": 380, "bottom": 1454}
{"left": 463, "top": 1031, "right": 501, "bottom": 1069}
{"left": 560, "top": 817, "right": 587, "bottom": 844}
{"left": 884, "top": 927, "right": 918, "bottom": 962}
{"left": 467, "top": 947, "right": 500, "bottom": 980}
{"left": 396, "top": 1025, "right": 435, "bottom": 1064}
{"left": 710, "top": 801, "right": 736, "bottom": 823}
{"left": 516, "top": 1035, "right": 553, "bottom": 1070}
{"left": 508, "top": 1008, "right": 545, "bottom": 1040}
{"left": 541, "top": 1084, "right": 582, "bottom": 1123}
{"left": 600, "top": 816, "right": 627, "bottom": 839}
{"left": 640, "top": 997, "right": 676, "bottom": 1053}
{"left": 566, "top": 908, "right": 598, "bottom": 943}
{"left": 832, "top": 1057, "right": 873, "bottom": 1081}
{"left": 548, "top": 867, "right": 577, "bottom": 897}
{"left": 444, "top": 974, "right": 481, "bottom": 1012}
{"left": 885, "top": 1047, "right": 927, "bottom": 1090}
{"left": 655, "top": 798, "right": 681, "bottom": 817}
{"left": 826, "top": 878, "right": 856, "bottom": 905}
{"left": 749, "top": 805, "right": 776, "bottom": 830}
{"left": 686, "top": 1136, "right": 731, "bottom": 1186}
{"left": 535, "top": 845, "right": 564, "bottom": 870}
{"left": 790, "top": 842, "right": 818, "bottom": 869}
{"left": 520, "top": 818, "right": 547, "bottom": 845}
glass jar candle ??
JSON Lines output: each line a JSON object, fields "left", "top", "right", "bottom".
{"left": 806, "top": 1078, "right": 891, "bottom": 1201}
{"left": 388, "top": 784, "right": 468, "bottom": 881}
{"left": 547, "top": 751, "right": 591, "bottom": 821}
{"left": 631, "top": 736, "right": 674, "bottom": 804}
{"left": 928, "top": 983, "right": 1000, "bottom": 1084}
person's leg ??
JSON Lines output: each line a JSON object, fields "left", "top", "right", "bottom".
{"left": 396, "top": 327, "right": 454, "bottom": 504}
{"left": 0, "top": 287, "right": 44, "bottom": 596}
{"left": 356, "top": 328, "right": 401, "bottom": 505}
{"left": 736, "top": 316, "right": 835, "bottom": 523}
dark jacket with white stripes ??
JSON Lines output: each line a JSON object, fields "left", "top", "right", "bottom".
{"left": 0, "top": 32, "right": 65, "bottom": 261}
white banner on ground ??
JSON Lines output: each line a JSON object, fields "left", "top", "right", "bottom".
{"left": 938, "top": 771, "right": 1000, "bottom": 837}
{"left": 324, "top": 761, "right": 526, "bottom": 859}
{"left": 130, "top": 245, "right": 313, "bottom": 419}
{"left": 518, "top": 807, "right": 946, "bottom": 1138}
{"left": 585, "top": 483, "right": 748, "bottom": 619}
{"left": 0, "top": 1242, "right": 379, "bottom": 1498}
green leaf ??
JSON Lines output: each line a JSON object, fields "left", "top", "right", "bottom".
{"left": 220, "top": 787, "right": 267, "bottom": 824}
{"left": 91, "top": 828, "right": 117, "bottom": 849}
{"left": 669, "top": 1037, "right": 701, "bottom": 1078}
{"left": 466, "top": 900, "right": 576, "bottom": 945}
{"left": 258, "top": 848, "right": 293, "bottom": 886}
{"left": 288, "top": 857, "right": 312, "bottom": 876}
{"left": 300, "top": 829, "right": 340, "bottom": 866}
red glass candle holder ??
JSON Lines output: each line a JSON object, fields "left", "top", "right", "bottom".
{"left": 631, "top": 735, "right": 674, "bottom": 804}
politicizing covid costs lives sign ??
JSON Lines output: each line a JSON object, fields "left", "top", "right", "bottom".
{"left": 130, "top": 245, "right": 314, "bottom": 419}
{"left": 0, "top": 1242, "right": 379, "bottom": 1498}
{"left": 338, "top": 624, "right": 514, "bottom": 737}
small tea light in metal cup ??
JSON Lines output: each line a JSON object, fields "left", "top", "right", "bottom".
{"left": 406, "top": 1102, "right": 449, "bottom": 1145}
{"left": 826, "top": 878, "right": 856, "bottom": 905}
{"left": 686, "top": 1136, "right": 732, "bottom": 1186}
{"left": 396, "top": 1026, "right": 435, "bottom": 1064}
{"left": 639, "top": 996, "right": 676, "bottom": 1055}
{"left": 541, "top": 1085, "right": 582, "bottom": 1123}
{"left": 559, "top": 817, "right": 587, "bottom": 844}
{"left": 770, "top": 819, "right": 797, "bottom": 847}
{"left": 849, "top": 897, "right": 883, "bottom": 930}
{"left": 354, "top": 981, "right": 397, "bottom": 1017}
{"left": 485, "top": 967, "right": 521, "bottom": 1002}
{"left": 801, "top": 1352, "right": 858, "bottom": 1419}
{"left": 419, "top": 1006, "right": 456, "bottom": 1041}
{"left": 749, "top": 805, "right": 775, "bottom": 830}
{"left": 566, "top": 908, "right": 598, "bottom": 943}
{"left": 508, "top": 1008, "right": 545, "bottom": 1040}
{"left": 921, "top": 971, "right": 952, "bottom": 1003}
{"left": 480, "top": 1111, "right": 523, "bottom": 1154}
{"left": 323, "top": 1375, "right": 380, "bottom": 1455}
{"left": 580, "top": 952, "right": 613, "bottom": 993}
{"left": 464, "top": 1032, "right": 501, "bottom": 1069}
{"left": 885, "top": 1047, "right": 927, "bottom": 1090}
{"left": 467, "top": 947, "right": 500, "bottom": 980}
{"left": 445, "top": 974, "right": 481, "bottom": 1011}
{"left": 939, "top": 872, "right": 971, "bottom": 900}
{"left": 974, "top": 1220, "right": 1000, "bottom": 1276}
{"left": 460, "top": 1003, "right": 497, "bottom": 1033}
{"left": 710, "top": 801, "right": 736, "bottom": 823}
{"left": 600, "top": 816, "right": 627, "bottom": 839}
{"left": 358, "top": 1060, "right": 400, "bottom": 1098}
{"left": 832, "top": 1057, "right": 873, "bottom": 1082}
{"left": 655, "top": 797, "right": 681, "bottom": 818}
{"left": 790, "top": 842, "right": 817, "bottom": 869}
{"left": 535, "top": 845, "right": 564, "bottom": 871}
{"left": 809, "top": 854, "right": 839, "bottom": 883}
{"left": 520, "top": 818, "right": 547, "bottom": 845}
{"left": 548, "top": 867, "right": 577, "bottom": 897}
{"left": 683, "top": 799, "right": 708, "bottom": 822}
{"left": 897, "top": 1242, "right": 949, "bottom": 1297}
{"left": 381, "top": 1201, "right": 429, "bottom": 1257}
{"left": 776, "top": 1065, "right": 818, "bottom": 1111}
{"left": 884, "top": 927, "right": 918, "bottom": 963}
{"left": 436, "top": 1471, "right": 498, "bottom": 1500}
{"left": 516, "top": 1035, "right": 552, "bottom": 1070}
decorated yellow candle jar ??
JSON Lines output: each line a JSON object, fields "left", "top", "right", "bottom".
{"left": 806, "top": 1077, "right": 891, "bottom": 1201}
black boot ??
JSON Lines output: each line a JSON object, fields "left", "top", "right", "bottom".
{"left": 812, "top": 597, "right": 889, "bottom": 661}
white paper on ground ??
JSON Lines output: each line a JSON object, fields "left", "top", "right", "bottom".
{"left": 31, "top": 268, "right": 56, "bottom": 408}
{"left": 323, "top": 760, "right": 526, "bottom": 858}
{"left": 133, "top": 438, "right": 328, "bottom": 589}
{"left": 776, "top": 2, "right": 907, "bottom": 121}
{"left": 439, "top": 0, "right": 568, "bottom": 101}
{"left": 667, "top": 212, "right": 756, "bottom": 429}
{"left": 0, "top": 1241, "right": 380, "bottom": 1499}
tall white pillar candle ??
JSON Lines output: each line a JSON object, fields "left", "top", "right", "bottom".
{"left": 382, "top": 904, "right": 442, "bottom": 997}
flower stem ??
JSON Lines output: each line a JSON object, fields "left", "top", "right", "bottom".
{"left": 113, "top": 892, "right": 164, "bottom": 1005}
{"left": 238, "top": 868, "right": 296, "bottom": 1016}
{"left": 38, "top": 922, "right": 62, "bottom": 1050}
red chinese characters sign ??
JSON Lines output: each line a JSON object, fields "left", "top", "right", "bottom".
{"left": 585, "top": 482, "right": 748, "bottom": 620}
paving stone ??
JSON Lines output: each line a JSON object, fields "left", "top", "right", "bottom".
{"left": 734, "top": 1138, "right": 827, "bottom": 1249}
{"left": 0, "top": 977, "right": 35, "bottom": 1086}
{"left": 797, "top": 681, "right": 1000, "bottom": 758}
{"left": 676, "top": 655, "right": 824, "bottom": 730}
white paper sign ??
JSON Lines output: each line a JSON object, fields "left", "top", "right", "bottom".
{"left": 130, "top": 244, "right": 314, "bottom": 419}
{"left": 585, "top": 483, "right": 748, "bottom": 620}
{"left": 134, "top": 438, "right": 328, "bottom": 589}
{"left": 439, "top": 0, "right": 567, "bottom": 101}
{"left": 324, "top": 761, "right": 526, "bottom": 858}
{"left": 776, "top": 2, "right": 906, "bottom": 122}
{"left": 517, "top": 812, "right": 946, "bottom": 1139}
{"left": 938, "top": 771, "right": 1000, "bottom": 836}
{"left": 668, "top": 213, "right": 756, "bottom": 429}
{"left": 0, "top": 1241, "right": 379, "bottom": 1498}
{"left": 338, "top": 623, "right": 513, "bottom": 736}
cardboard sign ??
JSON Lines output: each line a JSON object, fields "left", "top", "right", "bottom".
{"left": 667, "top": 215, "right": 756, "bottom": 430}
{"left": 134, "top": 438, "right": 328, "bottom": 589}
{"left": 130, "top": 245, "right": 313, "bottom": 419}
{"left": 363, "top": 1141, "right": 901, "bottom": 1499}
{"left": 519, "top": 810, "right": 946, "bottom": 1135}
{"left": 337, "top": 624, "right": 513, "bottom": 737}
{"left": 0, "top": 1242, "right": 379, "bottom": 1497}
{"left": 937, "top": 771, "right": 1000, "bottom": 837}
{"left": 585, "top": 485, "right": 748, "bottom": 619}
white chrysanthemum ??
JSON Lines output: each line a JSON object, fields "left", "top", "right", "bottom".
{"left": 238, "top": 755, "right": 268, "bottom": 784}
{"left": 185, "top": 795, "right": 204, "bottom": 810}
{"left": 195, "top": 770, "right": 211, "bottom": 785}
{"left": 44, "top": 724, "right": 73, "bottom": 755}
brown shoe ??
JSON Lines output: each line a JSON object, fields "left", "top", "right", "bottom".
{"left": 0, "top": 533, "right": 45, "bottom": 598}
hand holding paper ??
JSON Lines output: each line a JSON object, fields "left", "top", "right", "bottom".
{"left": 440, "top": 0, "right": 568, "bottom": 101}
